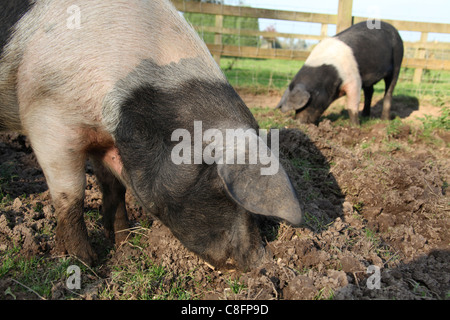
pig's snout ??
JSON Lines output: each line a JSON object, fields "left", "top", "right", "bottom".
{"left": 295, "top": 108, "right": 322, "bottom": 124}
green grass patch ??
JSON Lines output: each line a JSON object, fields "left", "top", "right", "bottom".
{"left": 0, "top": 162, "right": 17, "bottom": 205}
{"left": 227, "top": 276, "right": 247, "bottom": 295}
{"left": 97, "top": 225, "right": 197, "bottom": 300}
{"left": 419, "top": 107, "right": 450, "bottom": 131}
{"left": 414, "top": 107, "right": 450, "bottom": 147}
{"left": 221, "top": 57, "right": 301, "bottom": 91}
{"left": 220, "top": 57, "right": 450, "bottom": 106}
{"left": 1, "top": 243, "right": 91, "bottom": 299}
{"left": 99, "top": 255, "right": 196, "bottom": 300}
{"left": 303, "top": 211, "right": 332, "bottom": 233}
{"left": 249, "top": 106, "right": 297, "bottom": 129}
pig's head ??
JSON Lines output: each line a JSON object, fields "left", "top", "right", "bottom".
{"left": 105, "top": 58, "right": 302, "bottom": 270}
{"left": 276, "top": 83, "right": 329, "bottom": 124}
{"left": 277, "top": 65, "right": 342, "bottom": 124}
{"left": 133, "top": 154, "right": 303, "bottom": 270}
{"left": 276, "top": 83, "right": 310, "bottom": 114}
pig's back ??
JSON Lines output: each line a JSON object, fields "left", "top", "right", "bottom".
{"left": 2, "top": 0, "right": 223, "bottom": 131}
{"left": 335, "top": 21, "right": 403, "bottom": 85}
{"left": 336, "top": 21, "right": 401, "bottom": 50}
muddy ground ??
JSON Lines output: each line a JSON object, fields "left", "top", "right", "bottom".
{"left": 0, "top": 94, "right": 449, "bottom": 300}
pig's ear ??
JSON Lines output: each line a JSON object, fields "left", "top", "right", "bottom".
{"left": 289, "top": 84, "right": 310, "bottom": 110}
{"left": 217, "top": 163, "right": 303, "bottom": 226}
{"left": 276, "top": 84, "right": 310, "bottom": 113}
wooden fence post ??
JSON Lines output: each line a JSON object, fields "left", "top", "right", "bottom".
{"left": 337, "top": 0, "right": 353, "bottom": 33}
{"left": 413, "top": 32, "right": 428, "bottom": 84}
{"left": 214, "top": 14, "right": 223, "bottom": 66}
{"left": 321, "top": 23, "right": 329, "bottom": 38}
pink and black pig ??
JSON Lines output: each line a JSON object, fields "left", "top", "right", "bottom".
{"left": 0, "top": 0, "right": 302, "bottom": 269}
{"left": 277, "top": 21, "right": 404, "bottom": 125}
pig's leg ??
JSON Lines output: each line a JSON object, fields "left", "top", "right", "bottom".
{"left": 381, "top": 74, "right": 396, "bottom": 120}
{"left": 343, "top": 81, "right": 362, "bottom": 126}
{"left": 24, "top": 120, "right": 97, "bottom": 265}
{"left": 91, "top": 158, "right": 130, "bottom": 245}
{"left": 362, "top": 85, "right": 374, "bottom": 118}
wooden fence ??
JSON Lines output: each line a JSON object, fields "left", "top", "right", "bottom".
{"left": 172, "top": 0, "right": 450, "bottom": 84}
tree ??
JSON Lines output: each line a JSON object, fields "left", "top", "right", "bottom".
{"left": 262, "top": 25, "right": 282, "bottom": 49}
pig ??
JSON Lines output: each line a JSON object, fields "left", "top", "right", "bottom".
{"left": 0, "top": 0, "right": 302, "bottom": 270}
{"left": 276, "top": 21, "right": 404, "bottom": 126}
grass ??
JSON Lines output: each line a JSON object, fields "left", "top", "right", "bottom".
{"left": 324, "top": 103, "right": 449, "bottom": 148}
{"left": 0, "top": 243, "right": 21, "bottom": 278}
{"left": 249, "top": 106, "right": 297, "bottom": 129}
{"left": 419, "top": 106, "right": 450, "bottom": 131}
{"left": 221, "top": 57, "right": 301, "bottom": 91}
{"left": 303, "top": 211, "right": 332, "bottom": 233}
{"left": 0, "top": 162, "right": 17, "bottom": 184}
{"left": 97, "top": 226, "right": 197, "bottom": 300}
{"left": 414, "top": 107, "right": 450, "bottom": 147}
{"left": 99, "top": 255, "right": 196, "bottom": 300}
{"left": 1, "top": 243, "right": 91, "bottom": 299}
{"left": 314, "top": 287, "right": 335, "bottom": 300}
{"left": 385, "top": 117, "right": 404, "bottom": 138}
{"left": 0, "top": 226, "right": 198, "bottom": 300}
{"left": 0, "top": 162, "right": 17, "bottom": 206}
{"left": 220, "top": 57, "right": 450, "bottom": 105}
{"left": 364, "top": 227, "right": 381, "bottom": 247}
{"left": 227, "top": 277, "right": 247, "bottom": 295}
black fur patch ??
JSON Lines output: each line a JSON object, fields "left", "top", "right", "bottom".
{"left": 288, "top": 64, "right": 342, "bottom": 124}
{"left": 292, "top": 64, "right": 341, "bottom": 99}
{"left": 109, "top": 58, "right": 264, "bottom": 268}
{"left": 112, "top": 59, "right": 258, "bottom": 208}
{"left": 0, "top": 0, "right": 33, "bottom": 56}
{"left": 336, "top": 21, "right": 403, "bottom": 87}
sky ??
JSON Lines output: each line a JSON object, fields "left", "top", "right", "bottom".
{"left": 223, "top": 0, "right": 450, "bottom": 42}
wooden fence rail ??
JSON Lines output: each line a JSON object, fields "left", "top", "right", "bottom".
{"left": 172, "top": 0, "right": 450, "bottom": 83}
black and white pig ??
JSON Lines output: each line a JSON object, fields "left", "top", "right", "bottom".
{"left": 0, "top": 0, "right": 302, "bottom": 269}
{"left": 276, "top": 21, "right": 404, "bottom": 125}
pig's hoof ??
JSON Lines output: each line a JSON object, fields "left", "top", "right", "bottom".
{"left": 75, "top": 247, "right": 98, "bottom": 266}
{"left": 114, "top": 229, "right": 131, "bottom": 245}
{"left": 56, "top": 239, "right": 98, "bottom": 266}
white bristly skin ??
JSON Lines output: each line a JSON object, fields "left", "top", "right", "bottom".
{"left": 305, "top": 38, "right": 362, "bottom": 119}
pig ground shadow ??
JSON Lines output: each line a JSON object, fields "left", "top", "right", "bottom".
{"left": 334, "top": 249, "right": 450, "bottom": 299}
{"left": 323, "top": 95, "right": 419, "bottom": 124}
{"left": 261, "top": 128, "right": 345, "bottom": 241}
